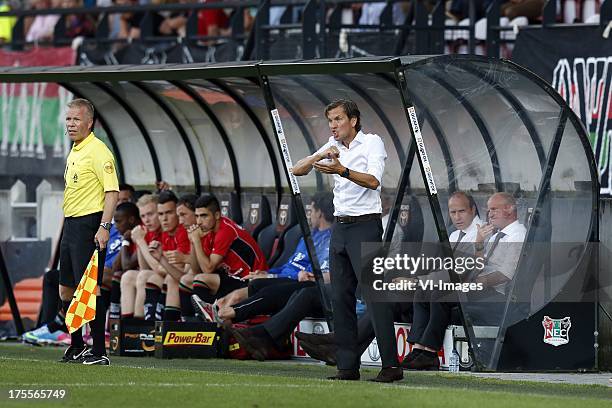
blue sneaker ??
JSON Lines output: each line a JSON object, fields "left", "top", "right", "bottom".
{"left": 23, "top": 325, "right": 70, "bottom": 346}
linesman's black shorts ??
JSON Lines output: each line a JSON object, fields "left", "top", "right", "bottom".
{"left": 59, "top": 212, "right": 106, "bottom": 288}
{"left": 214, "top": 271, "right": 248, "bottom": 299}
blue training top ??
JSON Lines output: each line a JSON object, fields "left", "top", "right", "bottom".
{"left": 268, "top": 228, "right": 331, "bottom": 280}
{"left": 104, "top": 224, "right": 122, "bottom": 269}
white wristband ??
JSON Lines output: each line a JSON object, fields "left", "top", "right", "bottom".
{"left": 121, "top": 239, "right": 131, "bottom": 247}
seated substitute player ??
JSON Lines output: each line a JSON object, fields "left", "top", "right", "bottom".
{"left": 143, "top": 190, "right": 191, "bottom": 322}
{"left": 170, "top": 193, "right": 205, "bottom": 319}
{"left": 119, "top": 194, "right": 162, "bottom": 319}
{"left": 191, "top": 191, "right": 334, "bottom": 324}
{"left": 185, "top": 194, "right": 268, "bottom": 309}
{"left": 106, "top": 202, "right": 141, "bottom": 319}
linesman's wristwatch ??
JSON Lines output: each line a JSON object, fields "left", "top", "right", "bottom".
{"left": 100, "top": 222, "right": 112, "bottom": 231}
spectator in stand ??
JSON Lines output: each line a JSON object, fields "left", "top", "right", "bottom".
{"left": 448, "top": 0, "right": 492, "bottom": 21}
{"left": 0, "top": 0, "right": 16, "bottom": 45}
{"left": 158, "top": 0, "right": 195, "bottom": 37}
{"left": 197, "top": 0, "right": 228, "bottom": 44}
{"left": 115, "top": 0, "right": 167, "bottom": 40}
{"left": 61, "top": 0, "right": 96, "bottom": 38}
{"left": 500, "top": 0, "right": 545, "bottom": 22}
{"left": 139, "top": 0, "right": 186, "bottom": 38}
{"left": 25, "top": 0, "right": 61, "bottom": 44}
{"left": 115, "top": 0, "right": 142, "bottom": 39}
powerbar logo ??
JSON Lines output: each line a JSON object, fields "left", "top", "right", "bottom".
{"left": 271, "top": 109, "right": 301, "bottom": 194}
{"left": 407, "top": 106, "right": 437, "bottom": 195}
{"left": 163, "top": 331, "right": 216, "bottom": 346}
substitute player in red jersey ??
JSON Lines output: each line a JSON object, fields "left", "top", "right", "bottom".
{"left": 120, "top": 194, "right": 162, "bottom": 319}
{"left": 146, "top": 190, "right": 191, "bottom": 321}
{"left": 188, "top": 194, "right": 267, "bottom": 310}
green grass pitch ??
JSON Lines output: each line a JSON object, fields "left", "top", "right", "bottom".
{"left": 0, "top": 344, "right": 610, "bottom": 407}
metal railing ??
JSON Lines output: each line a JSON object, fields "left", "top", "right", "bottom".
{"left": 1, "top": 1, "right": 258, "bottom": 50}
{"left": 0, "top": 0, "right": 610, "bottom": 59}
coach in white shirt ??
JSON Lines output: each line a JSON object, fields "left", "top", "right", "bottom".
{"left": 292, "top": 99, "right": 402, "bottom": 383}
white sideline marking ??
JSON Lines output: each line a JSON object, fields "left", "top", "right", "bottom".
{"left": 0, "top": 383, "right": 196, "bottom": 387}
{"left": 0, "top": 382, "right": 431, "bottom": 390}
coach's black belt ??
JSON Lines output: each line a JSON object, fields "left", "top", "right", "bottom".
{"left": 335, "top": 213, "right": 381, "bottom": 224}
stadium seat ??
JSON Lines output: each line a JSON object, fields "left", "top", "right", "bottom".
{"left": 216, "top": 191, "right": 243, "bottom": 225}
{"left": 257, "top": 224, "right": 279, "bottom": 262}
{"left": 0, "top": 277, "right": 43, "bottom": 323}
{"left": 475, "top": 18, "right": 487, "bottom": 41}
{"left": 398, "top": 194, "right": 425, "bottom": 243}
{"left": 453, "top": 18, "right": 470, "bottom": 41}
{"left": 256, "top": 195, "right": 298, "bottom": 264}
{"left": 444, "top": 19, "right": 456, "bottom": 41}
{"left": 585, "top": 13, "right": 600, "bottom": 23}
{"left": 243, "top": 195, "right": 272, "bottom": 241}
{"left": 271, "top": 224, "right": 302, "bottom": 268}
{"left": 582, "top": 0, "right": 599, "bottom": 22}
{"left": 502, "top": 16, "right": 528, "bottom": 41}
{"left": 563, "top": 0, "right": 578, "bottom": 23}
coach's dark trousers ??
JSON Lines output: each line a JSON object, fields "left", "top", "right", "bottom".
{"left": 331, "top": 218, "right": 399, "bottom": 370}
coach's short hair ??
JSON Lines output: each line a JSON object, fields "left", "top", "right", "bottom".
{"left": 136, "top": 194, "right": 158, "bottom": 208}
{"left": 195, "top": 194, "right": 220, "bottom": 214}
{"left": 325, "top": 99, "right": 361, "bottom": 132}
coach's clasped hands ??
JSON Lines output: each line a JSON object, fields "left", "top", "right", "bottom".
{"left": 313, "top": 146, "right": 344, "bottom": 175}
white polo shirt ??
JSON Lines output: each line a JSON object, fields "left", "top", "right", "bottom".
{"left": 316, "top": 131, "right": 387, "bottom": 216}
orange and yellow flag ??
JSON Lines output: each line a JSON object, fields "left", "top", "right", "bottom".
{"left": 65, "top": 250, "right": 99, "bottom": 334}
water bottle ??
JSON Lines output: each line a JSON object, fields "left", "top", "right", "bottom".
{"left": 448, "top": 344, "right": 460, "bottom": 373}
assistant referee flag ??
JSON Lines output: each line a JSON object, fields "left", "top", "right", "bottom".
{"left": 65, "top": 250, "right": 99, "bottom": 334}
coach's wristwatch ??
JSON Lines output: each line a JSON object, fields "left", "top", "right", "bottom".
{"left": 340, "top": 167, "right": 350, "bottom": 178}
{"left": 100, "top": 222, "right": 112, "bottom": 231}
